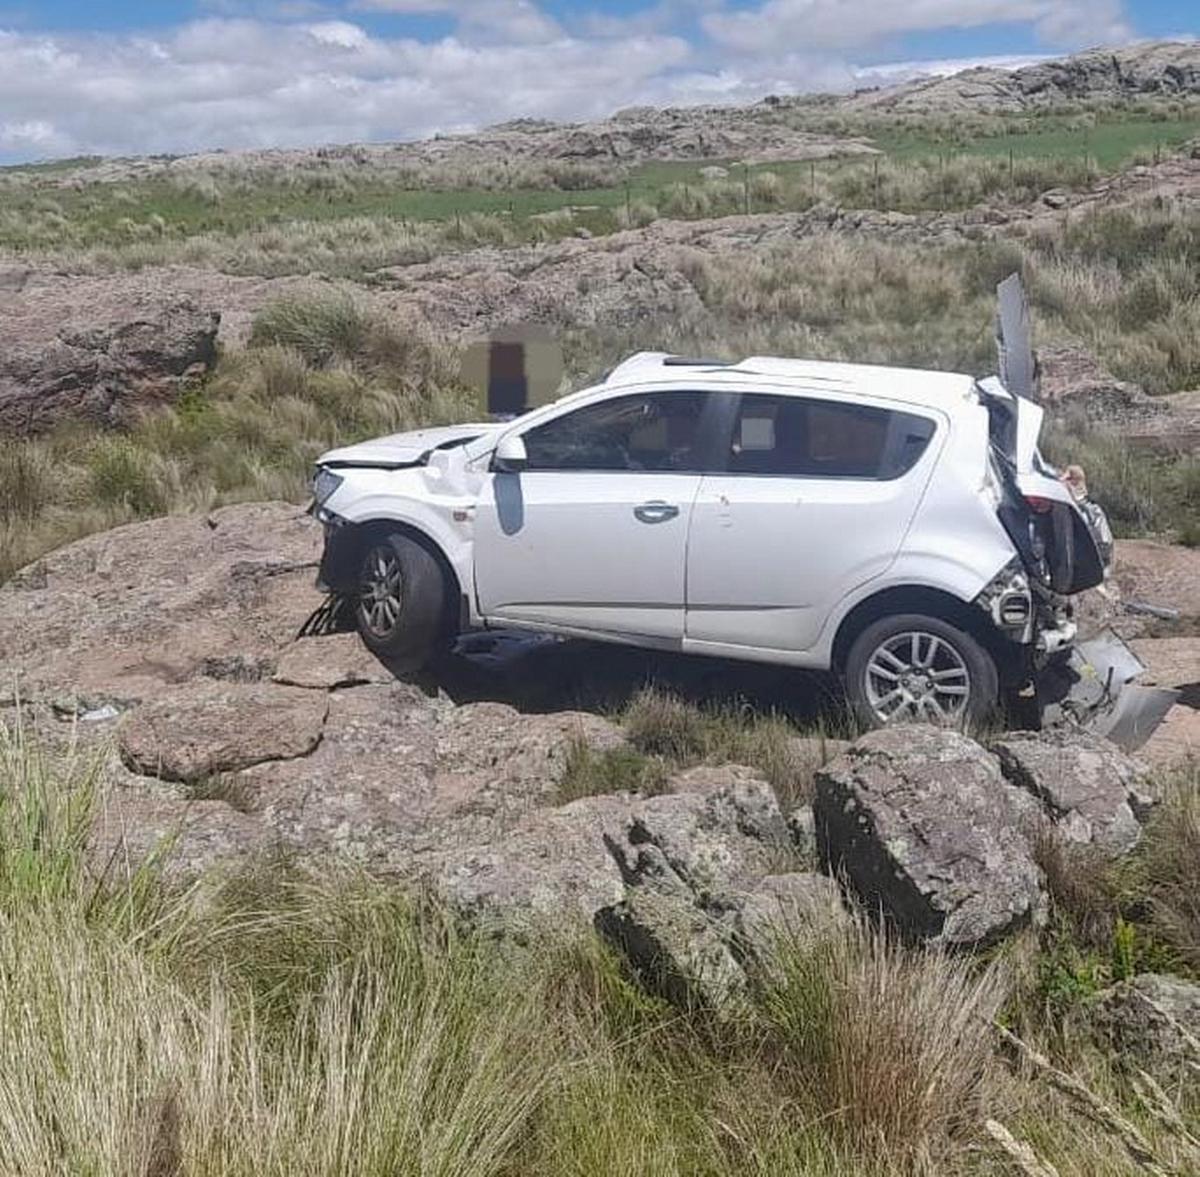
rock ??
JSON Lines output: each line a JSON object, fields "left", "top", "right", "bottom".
{"left": 0, "top": 297, "right": 219, "bottom": 434}
{"left": 432, "top": 794, "right": 631, "bottom": 932}
{"left": 989, "top": 729, "right": 1151, "bottom": 853}
{"left": 814, "top": 726, "right": 1044, "bottom": 948}
{"left": 1131, "top": 638, "right": 1200, "bottom": 693}
{"left": 728, "top": 872, "right": 849, "bottom": 964}
{"left": 787, "top": 804, "right": 818, "bottom": 865}
{"left": 1138, "top": 704, "right": 1200, "bottom": 769}
{"left": 0, "top": 501, "right": 324, "bottom": 702}
{"left": 1037, "top": 344, "right": 1170, "bottom": 433}
{"left": 596, "top": 886, "right": 748, "bottom": 1013}
{"left": 1092, "top": 974, "right": 1200, "bottom": 1085}
{"left": 1114, "top": 541, "right": 1200, "bottom": 632}
{"left": 608, "top": 773, "right": 794, "bottom": 896}
{"left": 119, "top": 681, "right": 328, "bottom": 783}
{"left": 273, "top": 633, "right": 393, "bottom": 690}
{"left": 1041, "top": 190, "right": 1069, "bottom": 209}
{"left": 90, "top": 790, "right": 279, "bottom": 881}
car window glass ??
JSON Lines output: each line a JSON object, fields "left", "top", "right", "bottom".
{"left": 728, "top": 394, "right": 935, "bottom": 480}
{"left": 522, "top": 391, "right": 709, "bottom": 472}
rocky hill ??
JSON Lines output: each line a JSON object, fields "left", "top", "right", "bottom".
{"left": 847, "top": 40, "right": 1200, "bottom": 114}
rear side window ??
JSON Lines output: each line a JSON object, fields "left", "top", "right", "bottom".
{"left": 522, "top": 391, "right": 709, "bottom": 472}
{"left": 728, "top": 394, "right": 936, "bottom": 480}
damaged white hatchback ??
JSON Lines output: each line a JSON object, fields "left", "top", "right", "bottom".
{"left": 309, "top": 345, "right": 1176, "bottom": 740}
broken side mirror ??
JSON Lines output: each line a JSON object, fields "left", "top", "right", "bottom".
{"left": 492, "top": 433, "right": 528, "bottom": 474}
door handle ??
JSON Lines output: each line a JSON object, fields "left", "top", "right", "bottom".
{"left": 633, "top": 500, "right": 680, "bottom": 524}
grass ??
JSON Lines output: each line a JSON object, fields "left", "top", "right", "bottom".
{"left": 621, "top": 687, "right": 848, "bottom": 811}
{"left": 3, "top": 104, "right": 1198, "bottom": 276}
{"left": 7, "top": 191, "right": 1200, "bottom": 582}
{"left": 2, "top": 713, "right": 1198, "bottom": 1174}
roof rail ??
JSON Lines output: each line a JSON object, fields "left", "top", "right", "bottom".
{"left": 661, "top": 355, "right": 734, "bottom": 367}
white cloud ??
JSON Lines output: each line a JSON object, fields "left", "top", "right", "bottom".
{"left": 352, "top": 0, "right": 562, "bottom": 43}
{"left": 703, "top": 0, "right": 1132, "bottom": 54}
{"left": 0, "top": 0, "right": 1142, "bottom": 164}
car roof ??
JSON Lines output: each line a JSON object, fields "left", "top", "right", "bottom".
{"left": 602, "top": 351, "right": 979, "bottom": 412}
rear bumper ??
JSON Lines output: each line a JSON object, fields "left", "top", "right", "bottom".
{"left": 1037, "top": 629, "right": 1179, "bottom": 752}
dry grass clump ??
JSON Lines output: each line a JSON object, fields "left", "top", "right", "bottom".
{"left": 3, "top": 714, "right": 1200, "bottom": 1173}
{"left": 622, "top": 686, "right": 846, "bottom": 808}
{"left": 1137, "top": 761, "right": 1200, "bottom": 972}
{"left": 0, "top": 294, "right": 474, "bottom": 584}
{"left": 762, "top": 923, "right": 1009, "bottom": 1163}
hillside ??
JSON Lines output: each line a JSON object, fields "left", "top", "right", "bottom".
{"left": 846, "top": 40, "right": 1200, "bottom": 114}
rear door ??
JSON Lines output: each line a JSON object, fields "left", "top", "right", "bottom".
{"left": 473, "top": 389, "right": 720, "bottom": 642}
{"left": 684, "top": 391, "right": 941, "bottom": 654}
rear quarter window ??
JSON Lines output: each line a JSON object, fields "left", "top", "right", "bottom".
{"left": 729, "top": 394, "right": 936, "bottom": 480}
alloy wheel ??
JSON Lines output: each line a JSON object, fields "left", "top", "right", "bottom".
{"left": 359, "top": 546, "right": 404, "bottom": 637}
{"left": 863, "top": 630, "right": 972, "bottom": 725}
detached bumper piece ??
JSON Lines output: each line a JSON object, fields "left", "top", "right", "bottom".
{"left": 1039, "top": 629, "right": 1179, "bottom": 752}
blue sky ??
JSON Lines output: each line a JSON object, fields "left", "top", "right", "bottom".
{"left": 0, "top": 0, "right": 1194, "bottom": 162}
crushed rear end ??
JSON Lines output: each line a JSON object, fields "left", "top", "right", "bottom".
{"left": 977, "top": 375, "right": 1177, "bottom": 750}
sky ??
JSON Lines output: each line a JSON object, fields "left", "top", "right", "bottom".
{"left": 0, "top": 1, "right": 1195, "bottom": 163}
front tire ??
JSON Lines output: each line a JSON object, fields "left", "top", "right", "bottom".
{"left": 844, "top": 613, "right": 999, "bottom": 732}
{"left": 355, "top": 532, "right": 451, "bottom": 673}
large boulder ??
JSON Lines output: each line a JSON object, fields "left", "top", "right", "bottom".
{"left": 1091, "top": 974, "right": 1200, "bottom": 1085}
{"left": 814, "top": 726, "right": 1044, "bottom": 948}
{"left": 989, "top": 729, "right": 1152, "bottom": 855}
{"left": 0, "top": 297, "right": 219, "bottom": 434}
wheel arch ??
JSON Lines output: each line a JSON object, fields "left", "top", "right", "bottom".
{"left": 323, "top": 518, "right": 465, "bottom": 625}
{"left": 831, "top": 584, "right": 1012, "bottom": 677}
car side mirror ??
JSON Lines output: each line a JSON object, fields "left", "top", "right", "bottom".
{"left": 492, "top": 433, "right": 528, "bottom": 474}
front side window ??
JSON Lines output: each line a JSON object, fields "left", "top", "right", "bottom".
{"left": 728, "top": 393, "right": 936, "bottom": 480}
{"left": 522, "top": 391, "right": 709, "bottom": 472}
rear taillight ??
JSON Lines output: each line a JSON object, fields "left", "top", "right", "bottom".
{"left": 1024, "top": 495, "right": 1055, "bottom": 514}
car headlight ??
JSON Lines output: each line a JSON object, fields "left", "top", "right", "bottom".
{"left": 311, "top": 467, "right": 344, "bottom": 506}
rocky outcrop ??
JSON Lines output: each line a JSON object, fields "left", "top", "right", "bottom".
{"left": 1092, "top": 974, "right": 1200, "bottom": 1085}
{"left": 0, "top": 296, "right": 219, "bottom": 434}
{"left": 814, "top": 726, "right": 1045, "bottom": 948}
{"left": 849, "top": 42, "right": 1200, "bottom": 115}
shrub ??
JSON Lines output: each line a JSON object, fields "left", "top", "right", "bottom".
{"left": 249, "top": 293, "right": 372, "bottom": 367}
{"left": 556, "top": 739, "right": 668, "bottom": 803}
{"left": 761, "top": 921, "right": 1008, "bottom": 1162}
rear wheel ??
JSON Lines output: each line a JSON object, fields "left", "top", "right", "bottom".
{"left": 355, "top": 532, "right": 451, "bottom": 672}
{"left": 844, "top": 613, "right": 999, "bottom": 731}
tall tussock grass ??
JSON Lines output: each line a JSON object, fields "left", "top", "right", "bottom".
{"left": 2, "top": 717, "right": 1198, "bottom": 1172}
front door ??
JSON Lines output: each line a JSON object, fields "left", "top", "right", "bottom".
{"left": 474, "top": 389, "right": 715, "bottom": 642}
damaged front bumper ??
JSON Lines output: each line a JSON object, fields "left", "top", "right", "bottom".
{"left": 1038, "top": 629, "right": 1179, "bottom": 752}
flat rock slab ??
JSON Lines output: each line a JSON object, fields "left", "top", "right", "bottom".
{"left": 1130, "top": 637, "right": 1200, "bottom": 691}
{"left": 989, "top": 728, "right": 1150, "bottom": 854}
{"left": 0, "top": 501, "right": 324, "bottom": 701}
{"left": 815, "top": 726, "right": 1044, "bottom": 948}
{"left": 273, "top": 633, "right": 394, "bottom": 690}
{"left": 1139, "top": 704, "right": 1200, "bottom": 769}
{"left": 119, "top": 680, "right": 328, "bottom": 783}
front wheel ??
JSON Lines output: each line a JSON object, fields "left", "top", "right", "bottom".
{"left": 843, "top": 613, "right": 999, "bottom": 732}
{"left": 355, "top": 532, "right": 451, "bottom": 673}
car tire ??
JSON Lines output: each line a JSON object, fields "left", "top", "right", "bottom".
{"left": 354, "top": 532, "right": 452, "bottom": 673}
{"left": 844, "top": 613, "right": 999, "bottom": 732}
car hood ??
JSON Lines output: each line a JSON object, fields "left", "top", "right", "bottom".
{"left": 317, "top": 424, "right": 499, "bottom": 469}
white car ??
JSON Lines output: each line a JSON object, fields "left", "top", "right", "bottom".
{"left": 310, "top": 351, "right": 1111, "bottom": 729}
